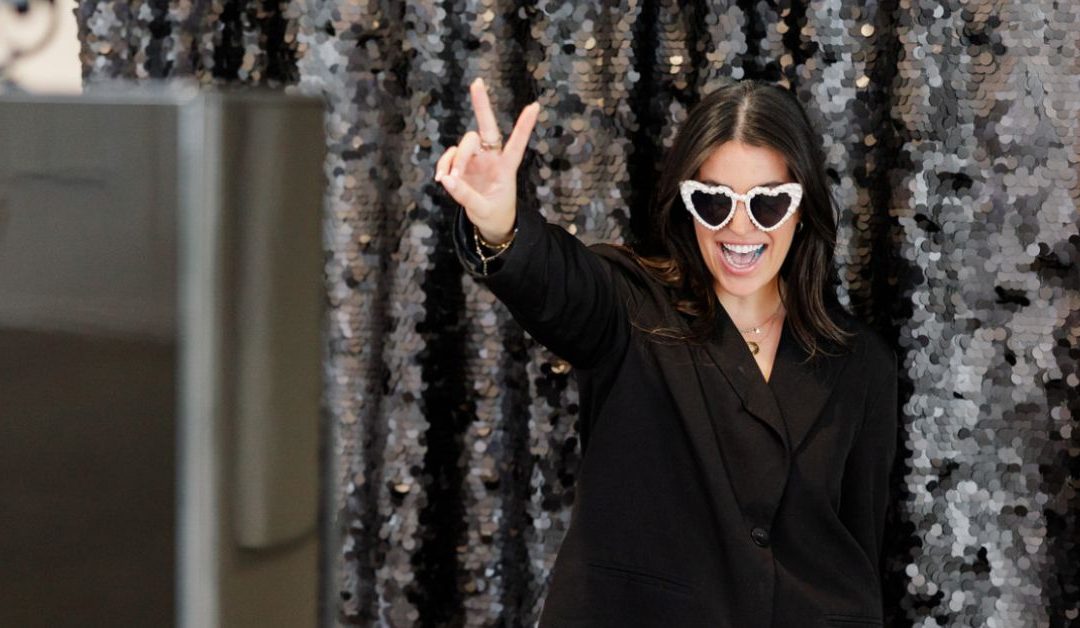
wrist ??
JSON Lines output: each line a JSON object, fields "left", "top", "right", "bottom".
{"left": 475, "top": 225, "right": 515, "bottom": 247}
{"left": 472, "top": 221, "right": 518, "bottom": 276}
{"left": 474, "top": 223, "right": 517, "bottom": 251}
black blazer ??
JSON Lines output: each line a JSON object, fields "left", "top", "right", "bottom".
{"left": 453, "top": 203, "right": 899, "bottom": 628}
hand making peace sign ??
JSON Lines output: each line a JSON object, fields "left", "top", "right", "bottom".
{"left": 434, "top": 77, "right": 540, "bottom": 245}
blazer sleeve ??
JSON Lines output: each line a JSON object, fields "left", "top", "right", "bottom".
{"left": 837, "top": 348, "right": 899, "bottom": 572}
{"left": 452, "top": 203, "right": 631, "bottom": 371}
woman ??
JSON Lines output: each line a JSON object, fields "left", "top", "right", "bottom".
{"left": 434, "top": 77, "right": 898, "bottom": 628}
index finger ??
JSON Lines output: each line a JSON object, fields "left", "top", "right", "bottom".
{"left": 469, "top": 77, "right": 502, "bottom": 142}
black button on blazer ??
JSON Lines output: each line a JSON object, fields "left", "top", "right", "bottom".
{"left": 453, "top": 204, "right": 899, "bottom": 628}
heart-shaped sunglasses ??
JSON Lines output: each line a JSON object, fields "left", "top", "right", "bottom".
{"left": 679, "top": 180, "right": 803, "bottom": 232}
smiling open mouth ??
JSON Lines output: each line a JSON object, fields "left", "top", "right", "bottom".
{"left": 720, "top": 242, "right": 766, "bottom": 268}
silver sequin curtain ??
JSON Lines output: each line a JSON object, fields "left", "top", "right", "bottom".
{"left": 76, "top": 0, "right": 1080, "bottom": 625}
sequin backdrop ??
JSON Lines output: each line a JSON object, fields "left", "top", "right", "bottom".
{"left": 75, "top": 0, "right": 1079, "bottom": 625}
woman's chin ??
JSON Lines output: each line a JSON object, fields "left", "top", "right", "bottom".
{"left": 712, "top": 262, "right": 778, "bottom": 297}
{"left": 718, "top": 282, "right": 765, "bottom": 300}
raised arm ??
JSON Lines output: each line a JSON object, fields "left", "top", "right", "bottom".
{"left": 434, "top": 78, "right": 629, "bottom": 370}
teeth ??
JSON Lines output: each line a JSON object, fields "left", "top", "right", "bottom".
{"left": 722, "top": 242, "right": 765, "bottom": 254}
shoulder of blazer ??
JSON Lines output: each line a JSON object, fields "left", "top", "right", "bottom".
{"left": 584, "top": 242, "right": 656, "bottom": 279}
{"left": 837, "top": 310, "right": 898, "bottom": 382}
{"left": 584, "top": 242, "right": 679, "bottom": 307}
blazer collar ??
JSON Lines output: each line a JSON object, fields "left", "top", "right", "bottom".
{"left": 699, "top": 303, "right": 850, "bottom": 455}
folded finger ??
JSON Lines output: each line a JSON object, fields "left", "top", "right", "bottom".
{"left": 435, "top": 146, "right": 457, "bottom": 181}
{"left": 440, "top": 170, "right": 483, "bottom": 210}
{"left": 451, "top": 131, "right": 480, "bottom": 178}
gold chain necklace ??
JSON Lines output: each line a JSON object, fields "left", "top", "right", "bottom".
{"left": 738, "top": 301, "right": 784, "bottom": 356}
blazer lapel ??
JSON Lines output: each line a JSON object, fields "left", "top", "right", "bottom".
{"left": 766, "top": 319, "right": 850, "bottom": 454}
{"left": 649, "top": 313, "right": 790, "bottom": 530}
{"left": 627, "top": 304, "right": 853, "bottom": 550}
{"left": 649, "top": 335, "right": 782, "bottom": 531}
{"left": 699, "top": 303, "right": 851, "bottom": 455}
{"left": 699, "top": 307, "right": 790, "bottom": 452}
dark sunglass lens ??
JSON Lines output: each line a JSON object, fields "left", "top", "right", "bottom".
{"left": 691, "top": 190, "right": 733, "bottom": 227}
{"left": 750, "top": 193, "right": 792, "bottom": 228}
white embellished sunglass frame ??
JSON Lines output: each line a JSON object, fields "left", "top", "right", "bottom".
{"left": 678, "top": 180, "right": 803, "bottom": 232}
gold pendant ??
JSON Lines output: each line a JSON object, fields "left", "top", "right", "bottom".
{"left": 747, "top": 340, "right": 759, "bottom": 355}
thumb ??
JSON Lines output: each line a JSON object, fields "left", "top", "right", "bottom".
{"left": 440, "top": 173, "right": 485, "bottom": 212}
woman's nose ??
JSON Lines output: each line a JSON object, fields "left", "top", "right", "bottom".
{"left": 728, "top": 200, "right": 755, "bottom": 233}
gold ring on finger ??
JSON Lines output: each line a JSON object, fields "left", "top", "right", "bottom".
{"left": 479, "top": 136, "right": 503, "bottom": 152}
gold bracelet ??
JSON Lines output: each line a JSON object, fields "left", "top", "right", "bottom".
{"left": 473, "top": 223, "right": 518, "bottom": 275}
{"left": 474, "top": 224, "right": 515, "bottom": 250}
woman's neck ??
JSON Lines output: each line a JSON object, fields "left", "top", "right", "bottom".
{"left": 716, "top": 279, "right": 784, "bottom": 331}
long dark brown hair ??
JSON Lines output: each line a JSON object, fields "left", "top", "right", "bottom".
{"left": 614, "top": 78, "right": 855, "bottom": 362}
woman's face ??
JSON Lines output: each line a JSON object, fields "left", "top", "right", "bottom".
{"left": 690, "top": 140, "right": 801, "bottom": 302}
